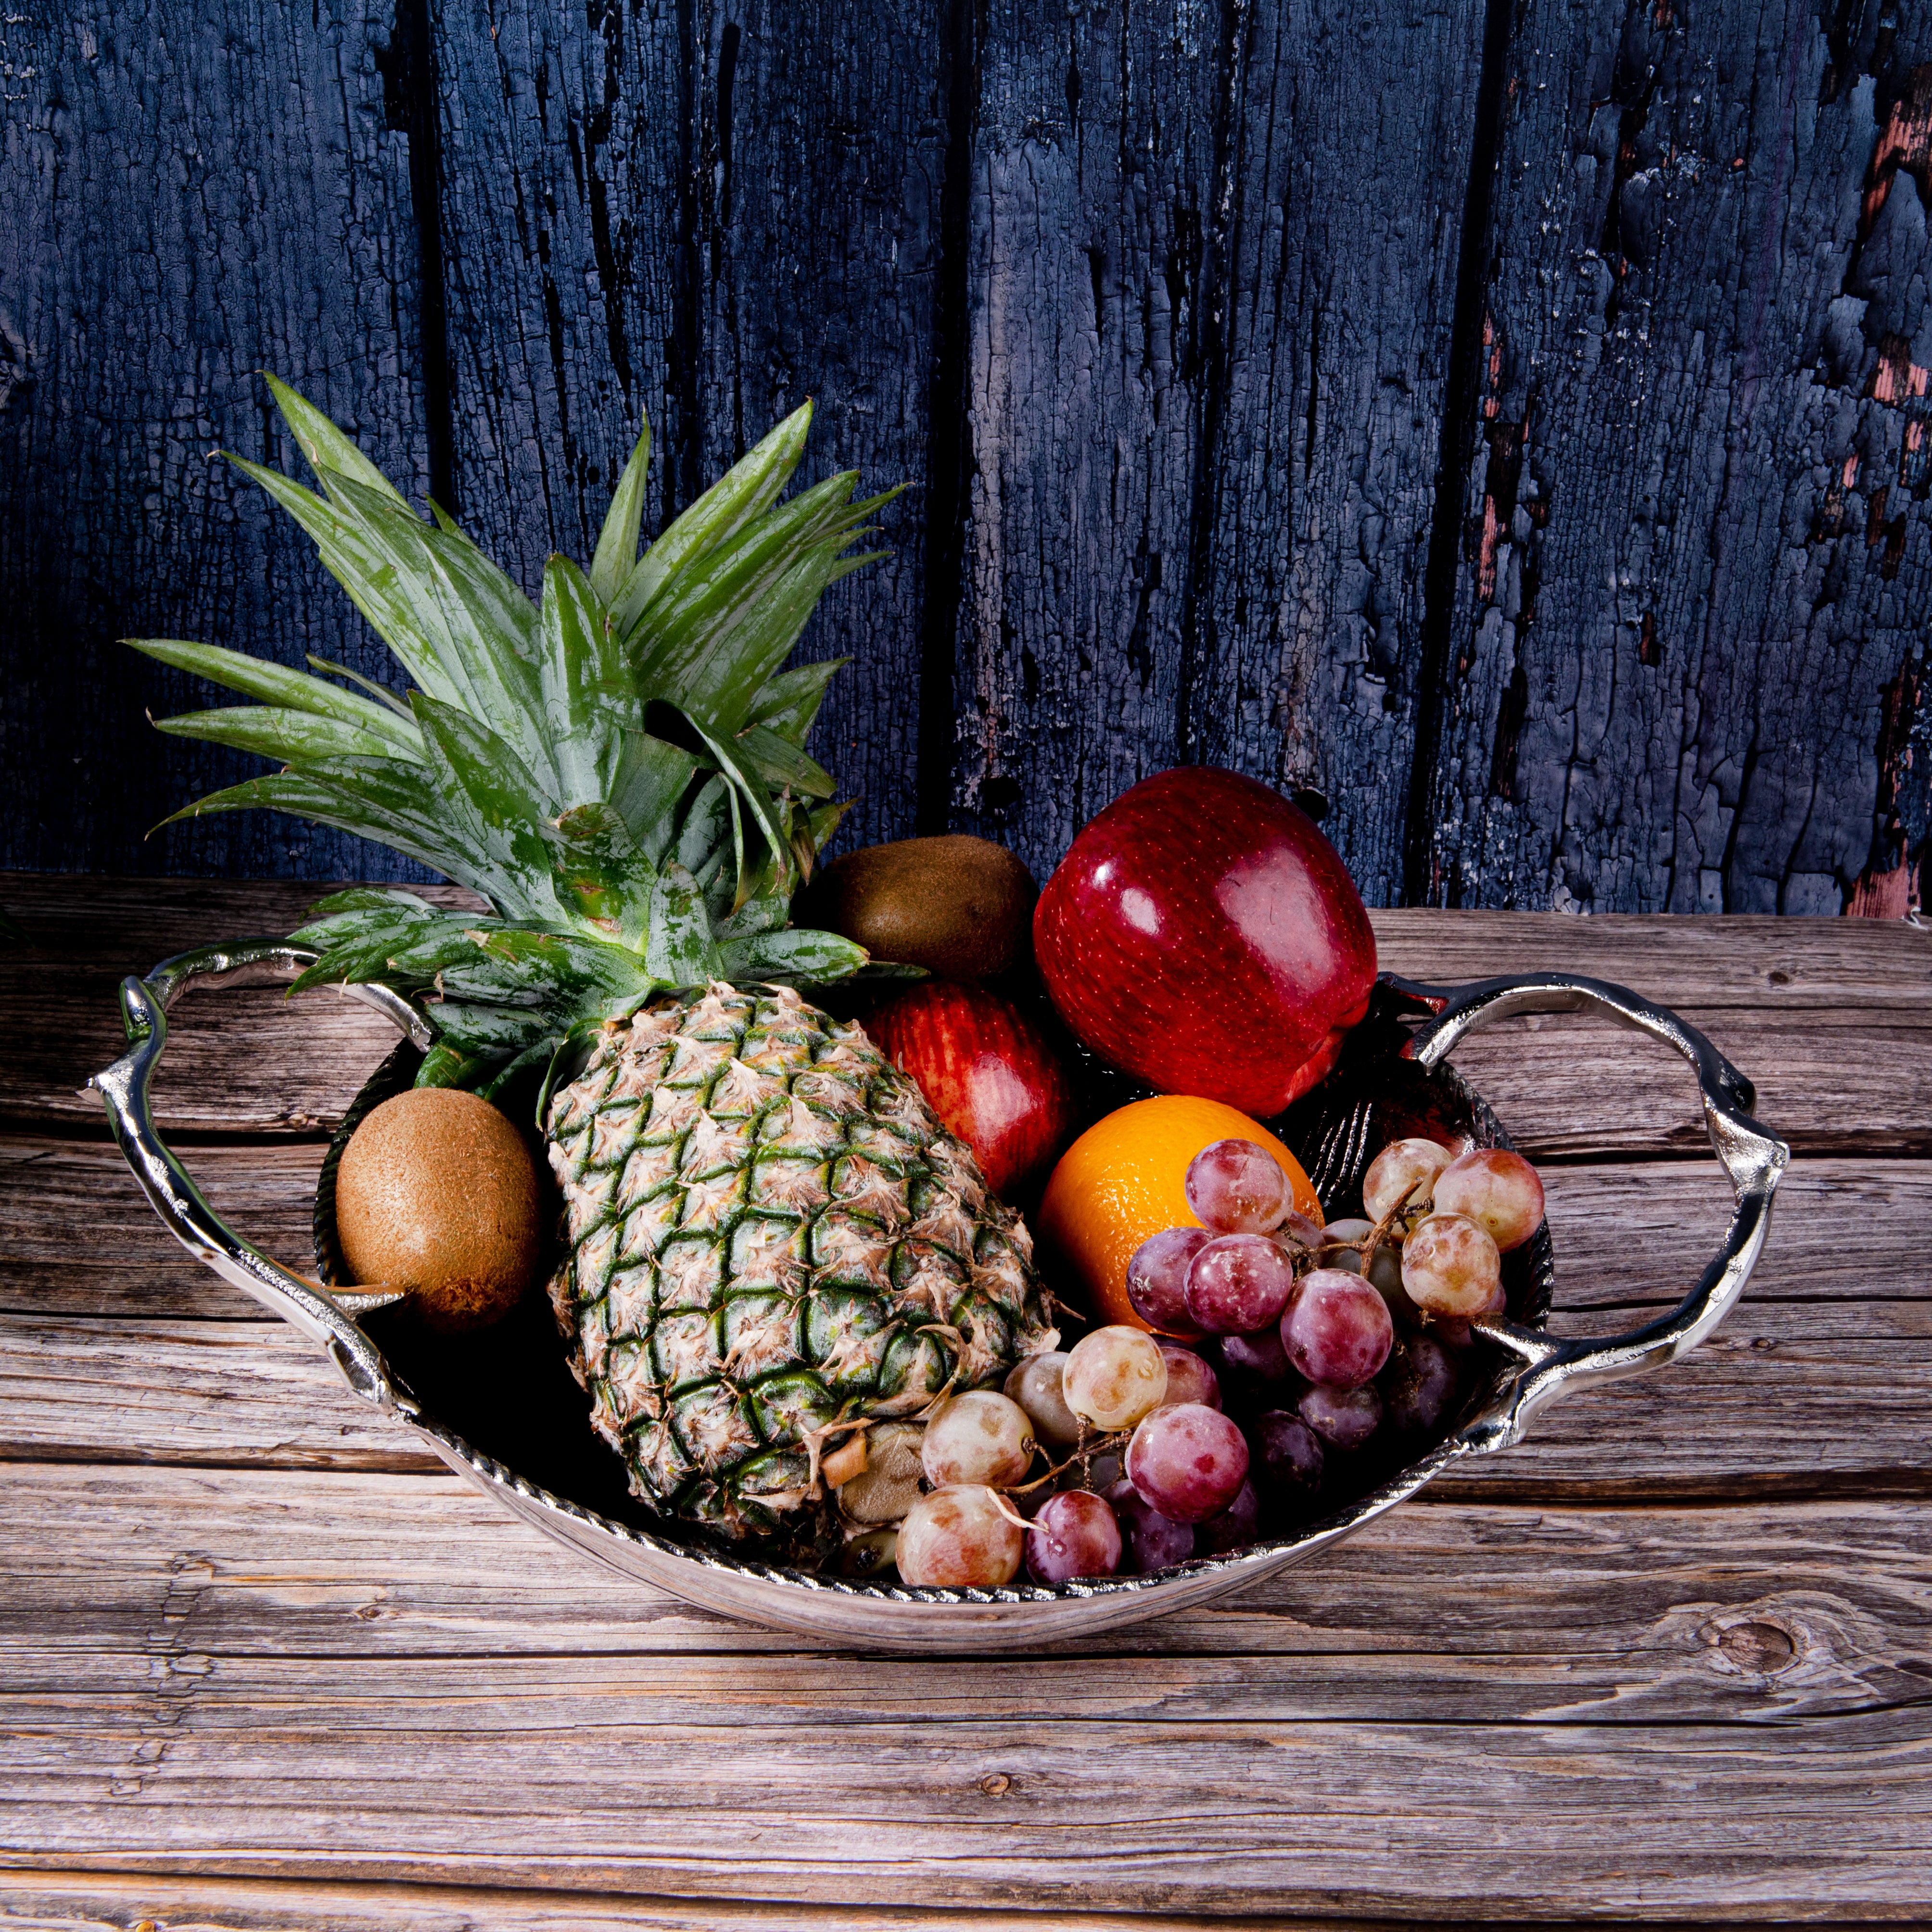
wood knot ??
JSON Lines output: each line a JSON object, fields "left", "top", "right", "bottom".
{"left": 1718, "top": 1619, "right": 1796, "bottom": 1674}
{"left": 979, "top": 1772, "right": 1013, "bottom": 1796}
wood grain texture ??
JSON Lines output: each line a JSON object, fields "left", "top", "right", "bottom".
{"left": 430, "top": 0, "right": 683, "bottom": 575}
{"left": 946, "top": 0, "right": 1221, "bottom": 869}
{"left": 6, "top": 1463, "right": 1925, "bottom": 1713}
{"left": 686, "top": 0, "right": 946, "bottom": 854}
{"left": 8, "top": 877, "right": 1925, "bottom": 1152}
{"left": 1418, "top": 0, "right": 1932, "bottom": 916}
{"left": 0, "top": 1872, "right": 1535, "bottom": 1932}
{"left": 947, "top": 0, "right": 1490, "bottom": 905}
{"left": 0, "top": 1674, "right": 1922, "bottom": 1913}
{"left": 1187, "top": 0, "right": 1487, "bottom": 906}
{"left": 0, "top": 0, "right": 436, "bottom": 885}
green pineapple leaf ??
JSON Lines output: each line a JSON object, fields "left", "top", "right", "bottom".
{"left": 537, "top": 555, "right": 635, "bottom": 811}
{"left": 644, "top": 861, "right": 724, "bottom": 986}
{"left": 304, "top": 654, "right": 415, "bottom": 720}
{"left": 142, "top": 375, "right": 896, "bottom": 1094}
{"left": 150, "top": 705, "right": 423, "bottom": 768}
{"left": 610, "top": 403, "right": 813, "bottom": 637}
{"left": 262, "top": 372, "right": 414, "bottom": 510}
{"left": 126, "top": 637, "right": 420, "bottom": 750}
{"left": 590, "top": 423, "right": 652, "bottom": 605}
{"left": 744, "top": 658, "right": 847, "bottom": 745}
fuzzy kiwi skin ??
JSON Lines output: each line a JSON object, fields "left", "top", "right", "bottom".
{"left": 335, "top": 1087, "right": 543, "bottom": 1333}
{"left": 796, "top": 835, "right": 1036, "bottom": 979}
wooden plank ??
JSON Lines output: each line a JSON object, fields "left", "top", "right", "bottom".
{"left": 0, "top": 876, "right": 478, "bottom": 1136}
{"left": 428, "top": 2, "right": 683, "bottom": 580}
{"left": 3, "top": 1288, "right": 1922, "bottom": 1499}
{"left": 0, "top": 1871, "right": 1471, "bottom": 1932}
{"left": 6, "top": 877, "right": 1927, "bottom": 1152}
{"left": 0, "top": 3, "right": 435, "bottom": 884}
{"left": 6, "top": 1463, "right": 1927, "bottom": 1719}
{"left": 0, "top": 1139, "right": 321, "bottom": 1321}
{"left": 0, "top": 1317, "right": 436, "bottom": 1476}
{"left": 1417, "top": 0, "right": 1932, "bottom": 917}
{"left": 686, "top": 0, "right": 947, "bottom": 856}
{"left": 8, "top": 1128, "right": 1915, "bottom": 1325}
{"left": 1188, "top": 0, "right": 1489, "bottom": 907}
{"left": 0, "top": 1663, "right": 1922, "bottom": 1914}
{"left": 430, "top": 1, "right": 942, "bottom": 858}
{"left": 946, "top": 0, "right": 1222, "bottom": 872}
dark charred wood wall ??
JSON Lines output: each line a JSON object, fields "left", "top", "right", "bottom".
{"left": 3, "top": 0, "right": 1927, "bottom": 914}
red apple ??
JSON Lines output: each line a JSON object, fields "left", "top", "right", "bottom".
{"left": 1033, "top": 767, "right": 1376, "bottom": 1116}
{"left": 867, "top": 981, "right": 1076, "bottom": 1200}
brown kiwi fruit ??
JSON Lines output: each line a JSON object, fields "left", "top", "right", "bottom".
{"left": 796, "top": 834, "right": 1036, "bottom": 979}
{"left": 334, "top": 1086, "right": 544, "bottom": 1333}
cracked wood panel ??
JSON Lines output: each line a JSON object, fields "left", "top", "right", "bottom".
{"left": 5, "top": 1295, "right": 1923, "bottom": 1497}
{"left": 945, "top": 0, "right": 1223, "bottom": 874}
{"left": 686, "top": 0, "right": 949, "bottom": 852}
{"left": 1420, "top": 0, "right": 1932, "bottom": 917}
{"left": 431, "top": 0, "right": 942, "bottom": 858}
{"left": 0, "top": 1, "right": 434, "bottom": 884}
{"left": 949, "top": 0, "right": 1487, "bottom": 903}
{"left": 1187, "top": 0, "right": 1488, "bottom": 906}
{"left": 430, "top": 0, "right": 683, "bottom": 579}
{"left": 4, "top": 1463, "right": 1923, "bottom": 1711}
{"left": 0, "top": 1661, "right": 1923, "bottom": 1913}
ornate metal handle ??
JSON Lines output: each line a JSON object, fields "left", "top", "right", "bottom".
{"left": 1386, "top": 970, "right": 1790, "bottom": 1457}
{"left": 89, "top": 939, "right": 424, "bottom": 1412}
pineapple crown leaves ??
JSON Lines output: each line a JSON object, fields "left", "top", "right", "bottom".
{"left": 127, "top": 374, "right": 907, "bottom": 1094}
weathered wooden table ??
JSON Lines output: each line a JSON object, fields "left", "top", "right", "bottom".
{"left": 3, "top": 874, "right": 1929, "bottom": 1928}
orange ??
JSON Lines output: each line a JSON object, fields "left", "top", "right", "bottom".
{"left": 1035, "top": 1095, "right": 1322, "bottom": 1334}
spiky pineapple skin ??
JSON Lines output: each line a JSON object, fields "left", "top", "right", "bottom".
{"left": 544, "top": 982, "right": 1058, "bottom": 1544}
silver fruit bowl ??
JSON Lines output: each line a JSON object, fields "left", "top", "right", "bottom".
{"left": 95, "top": 943, "right": 1787, "bottom": 1652}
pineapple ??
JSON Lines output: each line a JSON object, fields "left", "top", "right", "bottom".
{"left": 133, "top": 377, "right": 1058, "bottom": 1548}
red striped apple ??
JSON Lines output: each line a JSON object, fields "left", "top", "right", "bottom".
{"left": 868, "top": 981, "right": 1076, "bottom": 1201}
{"left": 1033, "top": 767, "right": 1376, "bottom": 1116}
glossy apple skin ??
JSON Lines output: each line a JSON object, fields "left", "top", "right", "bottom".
{"left": 1033, "top": 767, "right": 1376, "bottom": 1116}
{"left": 867, "top": 981, "right": 1077, "bottom": 1200}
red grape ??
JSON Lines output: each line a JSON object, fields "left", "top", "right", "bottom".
{"left": 1197, "top": 1479, "right": 1260, "bottom": 1555}
{"left": 1219, "top": 1323, "right": 1293, "bottom": 1382}
{"left": 1185, "top": 1137, "right": 1290, "bottom": 1233}
{"left": 922, "top": 1390, "right": 1036, "bottom": 1489}
{"left": 1004, "top": 1352, "right": 1082, "bottom": 1449}
{"left": 1274, "top": 1209, "right": 1326, "bottom": 1257}
{"left": 1184, "top": 1233, "right": 1299, "bottom": 1334}
{"left": 1105, "top": 1478, "right": 1196, "bottom": 1571}
{"left": 1126, "top": 1402, "right": 1251, "bottom": 1523}
{"left": 1064, "top": 1325, "right": 1169, "bottom": 1429}
{"left": 1025, "top": 1489, "right": 1123, "bottom": 1583}
{"left": 896, "top": 1484, "right": 1025, "bottom": 1586}
{"left": 1433, "top": 1147, "right": 1545, "bottom": 1252}
{"left": 1281, "top": 1268, "right": 1394, "bottom": 1389}
{"left": 1158, "top": 1344, "right": 1222, "bottom": 1411}
{"left": 1400, "top": 1213, "right": 1501, "bottom": 1315}
{"left": 1362, "top": 1137, "right": 1453, "bottom": 1221}
{"left": 1250, "top": 1410, "right": 1324, "bottom": 1499}
{"left": 1318, "top": 1216, "right": 1373, "bottom": 1268}
{"left": 1298, "top": 1381, "right": 1382, "bottom": 1449}
{"left": 1381, "top": 1330, "right": 1461, "bottom": 1433}
{"left": 1126, "top": 1225, "right": 1212, "bottom": 1330}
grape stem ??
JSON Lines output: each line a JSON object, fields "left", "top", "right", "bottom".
{"left": 1355, "top": 1175, "right": 1431, "bottom": 1278}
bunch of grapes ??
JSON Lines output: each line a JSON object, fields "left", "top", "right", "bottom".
{"left": 843, "top": 1133, "right": 1544, "bottom": 1589}
{"left": 1110, "top": 1136, "right": 1545, "bottom": 1552}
